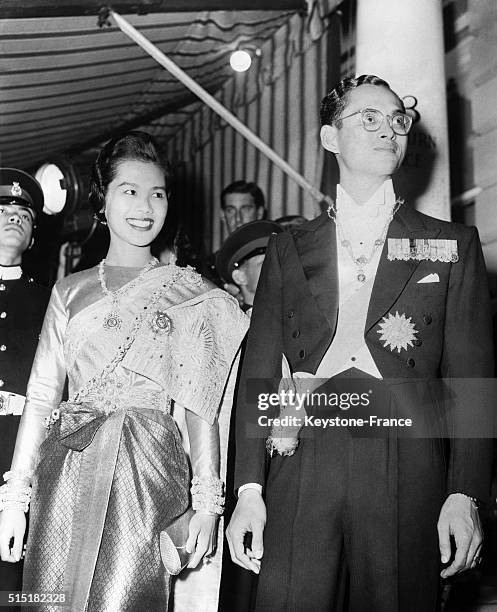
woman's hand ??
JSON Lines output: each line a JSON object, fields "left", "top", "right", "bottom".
{"left": 185, "top": 512, "right": 218, "bottom": 569}
{"left": 0, "top": 509, "right": 26, "bottom": 562}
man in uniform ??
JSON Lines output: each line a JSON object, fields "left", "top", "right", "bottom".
{"left": 227, "top": 75, "right": 493, "bottom": 611}
{"left": 0, "top": 168, "right": 50, "bottom": 593}
{"left": 216, "top": 220, "right": 282, "bottom": 315}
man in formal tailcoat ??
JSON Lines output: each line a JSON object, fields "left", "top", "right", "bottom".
{"left": 226, "top": 75, "right": 494, "bottom": 611}
{"left": 0, "top": 168, "right": 50, "bottom": 595}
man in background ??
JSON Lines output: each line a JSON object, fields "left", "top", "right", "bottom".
{"left": 202, "top": 180, "right": 267, "bottom": 300}
{"left": 0, "top": 168, "right": 50, "bottom": 597}
{"left": 216, "top": 220, "right": 282, "bottom": 315}
{"left": 220, "top": 181, "right": 266, "bottom": 235}
{"left": 216, "top": 219, "right": 281, "bottom": 611}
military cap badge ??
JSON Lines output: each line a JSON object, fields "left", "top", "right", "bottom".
{"left": 10, "top": 182, "right": 22, "bottom": 197}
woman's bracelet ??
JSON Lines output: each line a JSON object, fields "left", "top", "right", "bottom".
{"left": 191, "top": 476, "right": 225, "bottom": 515}
{"left": 0, "top": 483, "right": 32, "bottom": 512}
{"left": 0, "top": 470, "right": 32, "bottom": 512}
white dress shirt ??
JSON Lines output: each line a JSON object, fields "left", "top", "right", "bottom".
{"left": 316, "top": 179, "right": 397, "bottom": 378}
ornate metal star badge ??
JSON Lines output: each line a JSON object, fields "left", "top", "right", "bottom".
{"left": 377, "top": 311, "right": 418, "bottom": 353}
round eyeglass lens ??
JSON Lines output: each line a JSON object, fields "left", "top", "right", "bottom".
{"left": 362, "top": 109, "right": 382, "bottom": 130}
{"left": 391, "top": 114, "right": 411, "bottom": 134}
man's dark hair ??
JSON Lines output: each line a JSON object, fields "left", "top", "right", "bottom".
{"left": 89, "top": 130, "right": 173, "bottom": 223}
{"left": 220, "top": 180, "right": 265, "bottom": 211}
{"left": 320, "top": 74, "right": 405, "bottom": 127}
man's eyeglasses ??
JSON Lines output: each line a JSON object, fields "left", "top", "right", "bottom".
{"left": 337, "top": 108, "right": 413, "bottom": 135}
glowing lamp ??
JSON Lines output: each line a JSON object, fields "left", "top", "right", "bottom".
{"left": 33, "top": 157, "right": 94, "bottom": 241}
{"left": 230, "top": 50, "right": 252, "bottom": 72}
{"left": 35, "top": 163, "right": 67, "bottom": 215}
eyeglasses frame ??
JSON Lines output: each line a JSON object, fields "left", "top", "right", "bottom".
{"left": 336, "top": 107, "right": 413, "bottom": 135}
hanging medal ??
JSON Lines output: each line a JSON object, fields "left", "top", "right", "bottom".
{"left": 98, "top": 257, "right": 159, "bottom": 332}
{"left": 329, "top": 199, "right": 403, "bottom": 283}
{"left": 102, "top": 294, "right": 123, "bottom": 331}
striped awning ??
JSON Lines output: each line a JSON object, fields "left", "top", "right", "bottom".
{"left": 0, "top": 7, "right": 303, "bottom": 170}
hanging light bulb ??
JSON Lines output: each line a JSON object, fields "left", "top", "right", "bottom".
{"left": 230, "top": 50, "right": 252, "bottom": 72}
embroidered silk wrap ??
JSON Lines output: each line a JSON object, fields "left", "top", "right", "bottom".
{"left": 8, "top": 264, "right": 248, "bottom": 612}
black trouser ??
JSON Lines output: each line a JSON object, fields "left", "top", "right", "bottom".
{"left": 255, "top": 374, "right": 445, "bottom": 612}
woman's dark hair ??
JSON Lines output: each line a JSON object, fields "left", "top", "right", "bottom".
{"left": 89, "top": 130, "right": 173, "bottom": 223}
{"left": 320, "top": 74, "right": 405, "bottom": 127}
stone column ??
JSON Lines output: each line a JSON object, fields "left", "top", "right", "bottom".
{"left": 355, "top": 0, "right": 450, "bottom": 220}
{"left": 468, "top": 0, "right": 497, "bottom": 273}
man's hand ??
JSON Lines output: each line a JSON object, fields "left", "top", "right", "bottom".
{"left": 226, "top": 488, "right": 266, "bottom": 574}
{"left": 0, "top": 509, "right": 26, "bottom": 563}
{"left": 438, "top": 493, "right": 483, "bottom": 578}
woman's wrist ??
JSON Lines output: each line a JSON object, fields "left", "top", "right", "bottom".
{"left": 0, "top": 470, "right": 33, "bottom": 513}
{"left": 191, "top": 475, "right": 225, "bottom": 515}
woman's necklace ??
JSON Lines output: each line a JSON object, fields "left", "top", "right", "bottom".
{"left": 327, "top": 198, "right": 403, "bottom": 283}
{"left": 98, "top": 256, "right": 159, "bottom": 331}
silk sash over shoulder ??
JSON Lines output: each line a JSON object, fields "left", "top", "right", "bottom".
{"left": 123, "top": 285, "right": 248, "bottom": 424}
{"left": 59, "top": 263, "right": 248, "bottom": 424}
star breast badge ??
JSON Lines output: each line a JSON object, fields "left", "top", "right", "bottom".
{"left": 377, "top": 311, "right": 418, "bottom": 353}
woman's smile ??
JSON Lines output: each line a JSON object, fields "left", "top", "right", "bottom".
{"left": 125, "top": 216, "right": 155, "bottom": 231}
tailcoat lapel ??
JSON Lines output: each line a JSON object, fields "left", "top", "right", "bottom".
{"left": 292, "top": 212, "right": 338, "bottom": 334}
{"left": 365, "top": 204, "right": 441, "bottom": 333}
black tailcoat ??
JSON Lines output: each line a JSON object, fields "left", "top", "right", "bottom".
{"left": 234, "top": 205, "right": 494, "bottom": 611}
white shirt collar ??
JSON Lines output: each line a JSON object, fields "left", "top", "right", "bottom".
{"left": 0, "top": 265, "right": 22, "bottom": 280}
{"left": 336, "top": 179, "right": 396, "bottom": 220}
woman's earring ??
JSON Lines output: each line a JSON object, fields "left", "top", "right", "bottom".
{"left": 96, "top": 206, "right": 107, "bottom": 225}
{"left": 94, "top": 212, "right": 107, "bottom": 226}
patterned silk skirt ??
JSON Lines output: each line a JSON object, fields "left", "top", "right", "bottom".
{"left": 23, "top": 401, "right": 190, "bottom": 612}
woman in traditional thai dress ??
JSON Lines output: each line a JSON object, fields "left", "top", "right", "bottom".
{"left": 0, "top": 132, "right": 247, "bottom": 611}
